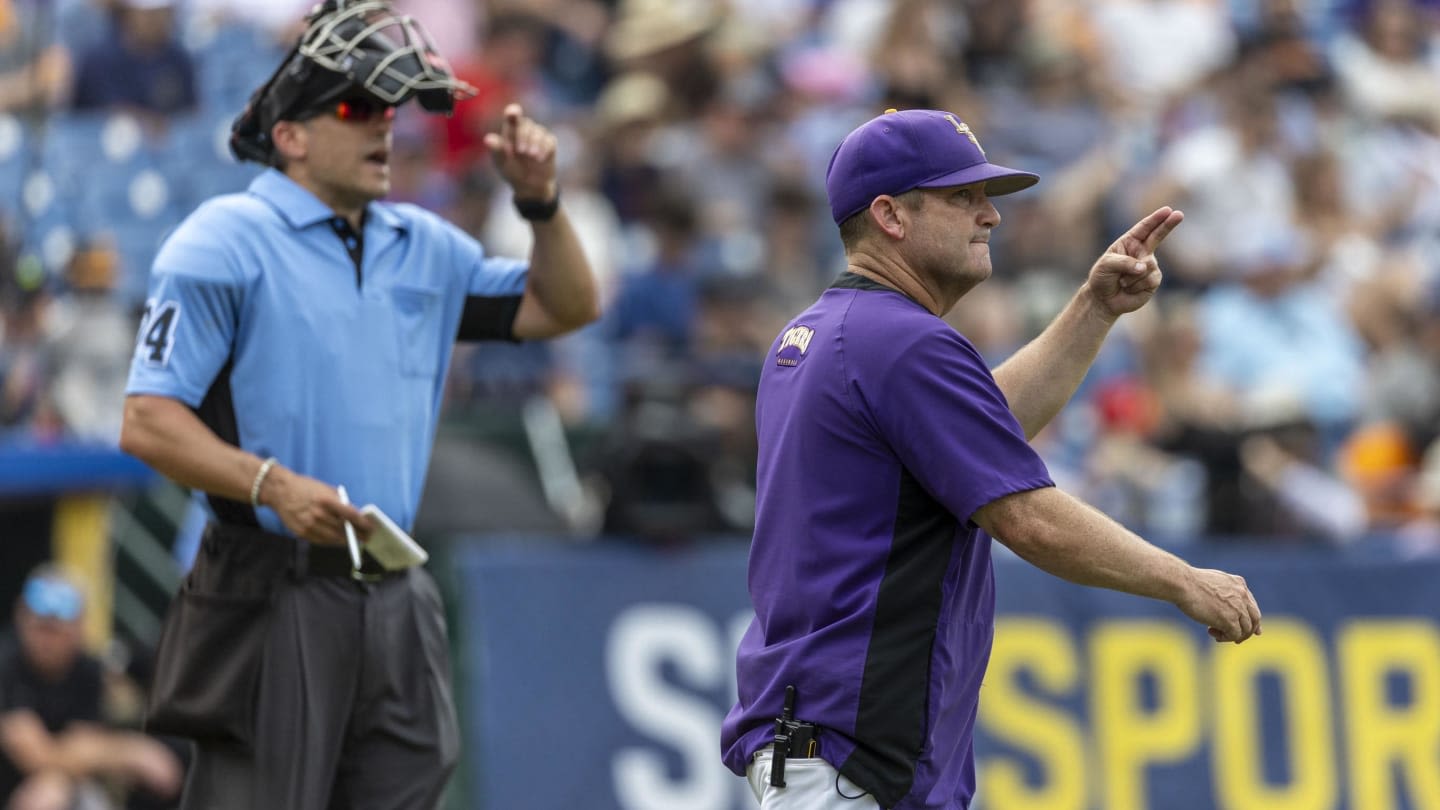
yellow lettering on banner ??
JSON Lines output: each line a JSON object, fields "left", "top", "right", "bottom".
{"left": 1212, "top": 619, "right": 1335, "bottom": 810}
{"left": 1339, "top": 620, "right": 1440, "bottom": 810}
{"left": 978, "top": 618, "right": 1086, "bottom": 810}
{"left": 1091, "top": 622, "right": 1200, "bottom": 810}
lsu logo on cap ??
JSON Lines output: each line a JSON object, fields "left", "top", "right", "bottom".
{"left": 944, "top": 114, "right": 984, "bottom": 156}
{"left": 776, "top": 325, "right": 815, "bottom": 367}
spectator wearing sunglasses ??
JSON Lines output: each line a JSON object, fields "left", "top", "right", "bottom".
{"left": 117, "top": 1, "right": 598, "bottom": 807}
{"left": 0, "top": 565, "right": 183, "bottom": 810}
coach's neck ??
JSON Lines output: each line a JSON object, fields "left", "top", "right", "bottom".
{"left": 846, "top": 250, "right": 950, "bottom": 317}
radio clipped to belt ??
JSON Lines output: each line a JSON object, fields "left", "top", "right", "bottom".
{"left": 770, "top": 685, "right": 819, "bottom": 787}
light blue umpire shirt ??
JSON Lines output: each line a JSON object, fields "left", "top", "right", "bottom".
{"left": 125, "top": 169, "right": 528, "bottom": 535}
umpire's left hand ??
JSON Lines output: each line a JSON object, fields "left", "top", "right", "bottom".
{"left": 1084, "top": 206, "right": 1184, "bottom": 320}
{"left": 484, "top": 103, "right": 558, "bottom": 204}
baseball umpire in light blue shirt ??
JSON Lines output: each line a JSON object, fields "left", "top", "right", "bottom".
{"left": 118, "top": 2, "right": 598, "bottom": 807}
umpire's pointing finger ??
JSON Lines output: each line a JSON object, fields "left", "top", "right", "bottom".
{"left": 502, "top": 103, "right": 523, "bottom": 137}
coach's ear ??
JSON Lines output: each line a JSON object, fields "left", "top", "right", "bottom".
{"left": 869, "top": 195, "right": 907, "bottom": 241}
{"left": 270, "top": 119, "right": 309, "bottom": 166}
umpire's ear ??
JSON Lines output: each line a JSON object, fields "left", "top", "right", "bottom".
{"left": 270, "top": 120, "right": 309, "bottom": 168}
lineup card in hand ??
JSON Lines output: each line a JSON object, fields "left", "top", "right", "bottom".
{"left": 360, "top": 504, "right": 429, "bottom": 570}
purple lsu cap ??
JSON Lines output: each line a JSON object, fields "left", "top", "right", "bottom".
{"left": 825, "top": 108, "right": 1039, "bottom": 224}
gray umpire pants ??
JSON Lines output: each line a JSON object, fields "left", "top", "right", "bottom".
{"left": 178, "top": 547, "right": 460, "bottom": 810}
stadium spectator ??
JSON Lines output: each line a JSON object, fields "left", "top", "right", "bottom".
{"left": 70, "top": 0, "right": 196, "bottom": 118}
{"left": 43, "top": 242, "right": 132, "bottom": 444}
{"left": 433, "top": 11, "right": 547, "bottom": 171}
{"left": 0, "top": 0, "right": 72, "bottom": 114}
{"left": 1086, "top": 0, "right": 1237, "bottom": 110}
{"left": 608, "top": 183, "right": 708, "bottom": 375}
{"left": 1195, "top": 225, "right": 1366, "bottom": 447}
{"left": 1139, "top": 66, "right": 1298, "bottom": 284}
{"left": 869, "top": 0, "right": 966, "bottom": 112}
{"left": 604, "top": 0, "right": 719, "bottom": 118}
{"left": 1331, "top": 0, "right": 1440, "bottom": 127}
{"left": 0, "top": 276, "right": 61, "bottom": 442}
{"left": 5, "top": 0, "right": 1440, "bottom": 549}
{"left": 592, "top": 71, "right": 672, "bottom": 225}
{"left": 0, "top": 565, "right": 182, "bottom": 810}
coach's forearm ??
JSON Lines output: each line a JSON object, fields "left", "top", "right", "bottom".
{"left": 991, "top": 286, "right": 1114, "bottom": 439}
{"left": 119, "top": 394, "right": 270, "bottom": 504}
{"left": 517, "top": 207, "right": 600, "bottom": 338}
{"left": 974, "top": 485, "right": 1192, "bottom": 605}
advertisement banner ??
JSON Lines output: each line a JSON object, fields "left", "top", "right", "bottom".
{"left": 453, "top": 542, "right": 1440, "bottom": 810}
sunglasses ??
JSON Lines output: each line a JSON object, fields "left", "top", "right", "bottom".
{"left": 302, "top": 98, "right": 397, "bottom": 124}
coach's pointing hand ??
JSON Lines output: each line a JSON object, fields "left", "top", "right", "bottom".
{"left": 484, "top": 103, "right": 558, "bottom": 203}
{"left": 1084, "top": 206, "right": 1184, "bottom": 321}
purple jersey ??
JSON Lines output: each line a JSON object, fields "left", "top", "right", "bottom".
{"left": 721, "top": 274, "right": 1053, "bottom": 809}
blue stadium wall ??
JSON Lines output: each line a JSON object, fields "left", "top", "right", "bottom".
{"left": 453, "top": 542, "right": 1440, "bottom": 810}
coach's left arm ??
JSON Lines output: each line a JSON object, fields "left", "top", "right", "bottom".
{"left": 484, "top": 102, "right": 599, "bottom": 340}
{"left": 992, "top": 206, "right": 1182, "bottom": 439}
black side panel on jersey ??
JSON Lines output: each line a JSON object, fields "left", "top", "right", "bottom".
{"left": 191, "top": 356, "right": 257, "bottom": 526}
{"left": 840, "top": 467, "right": 957, "bottom": 808}
{"left": 457, "top": 294, "right": 523, "bottom": 342}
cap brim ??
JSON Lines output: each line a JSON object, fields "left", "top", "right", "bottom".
{"left": 919, "top": 162, "right": 1039, "bottom": 196}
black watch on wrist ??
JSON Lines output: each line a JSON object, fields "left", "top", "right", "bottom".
{"left": 514, "top": 189, "right": 560, "bottom": 222}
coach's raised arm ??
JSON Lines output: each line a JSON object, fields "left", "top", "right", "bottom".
{"left": 721, "top": 108, "right": 1259, "bottom": 810}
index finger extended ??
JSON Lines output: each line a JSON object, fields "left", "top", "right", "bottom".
{"left": 1117, "top": 207, "right": 1185, "bottom": 257}
{"left": 501, "top": 102, "right": 523, "bottom": 142}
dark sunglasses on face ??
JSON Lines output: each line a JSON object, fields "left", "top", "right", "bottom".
{"left": 303, "top": 97, "right": 397, "bottom": 124}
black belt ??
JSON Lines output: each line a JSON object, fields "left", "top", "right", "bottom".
{"left": 210, "top": 523, "right": 398, "bottom": 581}
{"left": 306, "top": 544, "right": 392, "bottom": 580}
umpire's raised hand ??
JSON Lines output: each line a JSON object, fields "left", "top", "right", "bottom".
{"left": 483, "top": 103, "right": 558, "bottom": 204}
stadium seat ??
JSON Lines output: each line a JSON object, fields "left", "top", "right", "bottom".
{"left": 16, "top": 180, "right": 77, "bottom": 275}
{"left": 71, "top": 166, "right": 175, "bottom": 234}
{"left": 106, "top": 219, "right": 181, "bottom": 307}
{"left": 163, "top": 112, "right": 259, "bottom": 210}
{"left": 192, "top": 22, "right": 285, "bottom": 114}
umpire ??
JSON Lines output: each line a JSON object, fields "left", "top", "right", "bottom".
{"left": 118, "top": 2, "right": 597, "bottom": 807}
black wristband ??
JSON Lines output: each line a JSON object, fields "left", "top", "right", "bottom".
{"left": 514, "top": 189, "right": 560, "bottom": 222}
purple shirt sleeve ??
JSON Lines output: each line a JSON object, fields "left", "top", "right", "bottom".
{"left": 861, "top": 324, "right": 1053, "bottom": 522}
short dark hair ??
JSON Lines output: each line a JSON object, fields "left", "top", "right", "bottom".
{"left": 837, "top": 189, "right": 925, "bottom": 252}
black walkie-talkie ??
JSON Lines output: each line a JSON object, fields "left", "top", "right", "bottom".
{"left": 770, "top": 685, "right": 797, "bottom": 787}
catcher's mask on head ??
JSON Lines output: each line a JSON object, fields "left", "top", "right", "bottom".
{"left": 230, "top": 0, "right": 475, "bottom": 164}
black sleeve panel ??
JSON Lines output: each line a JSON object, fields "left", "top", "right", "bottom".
{"left": 457, "top": 295, "right": 524, "bottom": 343}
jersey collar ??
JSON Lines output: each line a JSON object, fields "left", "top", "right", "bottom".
{"left": 249, "top": 169, "right": 408, "bottom": 233}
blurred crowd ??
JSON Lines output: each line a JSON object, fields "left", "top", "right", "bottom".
{"left": 5, "top": 0, "right": 1440, "bottom": 550}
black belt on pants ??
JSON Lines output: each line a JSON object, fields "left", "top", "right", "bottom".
{"left": 209, "top": 522, "right": 397, "bottom": 580}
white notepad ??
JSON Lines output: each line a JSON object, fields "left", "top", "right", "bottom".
{"left": 360, "top": 504, "right": 429, "bottom": 570}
